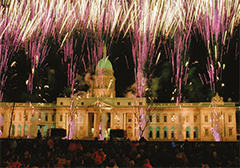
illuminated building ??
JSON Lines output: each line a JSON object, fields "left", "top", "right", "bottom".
{"left": 0, "top": 57, "right": 237, "bottom": 141}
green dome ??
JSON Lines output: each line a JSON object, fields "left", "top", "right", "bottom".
{"left": 96, "top": 57, "right": 113, "bottom": 70}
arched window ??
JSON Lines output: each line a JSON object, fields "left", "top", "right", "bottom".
{"left": 170, "top": 126, "right": 175, "bottom": 138}
{"left": 163, "top": 126, "right": 168, "bottom": 138}
{"left": 186, "top": 126, "right": 191, "bottom": 138}
{"left": 18, "top": 124, "right": 22, "bottom": 136}
{"left": 44, "top": 125, "right": 48, "bottom": 137}
{"left": 24, "top": 124, "right": 28, "bottom": 136}
{"left": 193, "top": 126, "right": 198, "bottom": 138}
{"left": 11, "top": 124, "right": 15, "bottom": 136}
{"left": 148, "top": 126, "right": 153, "bottom": 138}
{"left": 156, "top": 126, "right": 160, "bottom": 138}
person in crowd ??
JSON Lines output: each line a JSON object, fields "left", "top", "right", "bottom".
{"left": 92, "top": 147, "right": 106, "bottom": 167}
{"left": 143, "top": 159, "right": 152, "bottom": 168}
{"left": 9, "top": 155, "right": 22, "bottom": 168}
{"left": 1, "top": 138, "right": 239, "bottom": 168}
{"left": 37, "top": 130, "right": 42, "bottom": 139}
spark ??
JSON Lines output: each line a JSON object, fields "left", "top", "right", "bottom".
{"left": 10, "top": 61, "right": 16, "bottom": 67}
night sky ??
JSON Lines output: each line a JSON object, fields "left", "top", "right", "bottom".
{"left": 111, "top": 29, "right": 239, "bottom": 103}
{"left": 3, "top": 28, "right": 239, "bottom": 104}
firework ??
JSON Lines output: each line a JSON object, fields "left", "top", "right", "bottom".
{"left": 164, "top": 0, "right": 197, "bottom": 103}
{"left": 196, "top": 0, "right": 240, "bottom": 91}
{"left": 127, "top": 0, "right": 178, "bottom": 139}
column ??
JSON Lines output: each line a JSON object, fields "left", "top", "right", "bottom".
{"left": 93, "top": 113, "right": 98, "bottom": 137}
{"left": 133, "top": 113, "right": 136, "bottom": 138}
{"left": 110, "top": 112, "right": 114, "bottom": 129}
{"left": 153, "top": 126, "right": 156, "bottom": 139}
{"left": 123, "top": 113, "right": 127, "bottom": 130}
{"left": 191, "top": 126, "right": 193, "bottom": 140}
{"left": 86, "top": 113, "right": 89, "bottom": 137}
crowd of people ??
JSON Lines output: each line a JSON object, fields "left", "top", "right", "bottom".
{"left": 1, "top": 137, "right": 239, "bottom": 167}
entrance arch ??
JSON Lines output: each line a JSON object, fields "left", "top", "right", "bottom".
{"left": 24, "top": 124, "right": 28, "bottom": 136}
{"left": 18, "top": 124, "right": 22, "bottom": 136}
{"left": 11, "top": 124, "right": 15, "bottom": 136}
{"left": 148, "top": 126, "right": 153, "bottom": 138}
{"left": 193, "top": 126, "right": 198, "bottom": 138}
{"left": 186, "top": 126, "right": 190, "bottom": 138}
{"left": 163, "top": 126, "right": 168, "bottom": 138}
{"left": 44, "top": 125, "right": 48, "bottom": 137}
{"left": 170, "top": 126, "right": 176, "bottom": 138}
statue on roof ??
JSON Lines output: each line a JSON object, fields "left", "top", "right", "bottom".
{"left": 211, "top": 93, "right": 224, "bottom": 105}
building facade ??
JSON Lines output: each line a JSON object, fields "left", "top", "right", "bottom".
{"left": 0, "top": 57, "right": 237, "bottom": 141}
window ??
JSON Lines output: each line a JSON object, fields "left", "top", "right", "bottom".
{"left": 24, "top": 125, "right": 28, "bottom": 136}
{"left": 229, "top": 128, "right": 232, "bottom": 136}
{"left": 149, "top": 115, "right": 152, "bottom": 122}
{"left": 186, "top": 131, "right": 190, "bottom": 138}
{"left": 186, "top": 116, "right": 189, "bottom": 122}
{"left": 52, "top": 114, "right": 55, "bottom": 121}
{"left": 128, "top": 102, "right": 131, "bottom": 105}
{"left": 228, "top": 115, "right": 232, "bottom": 122}
{"left": 205, "top": 115, "right": 208, "bottom": 122}
{"left": 149, "top": 131, "right": 153, "bottom": 138}
{"left": 128, "top": 118, "right": 132, "bottom": 122}
{"left": 81, "top": 102, "right": 84, "bottom": 105}
{"left": 60, "top": 115, "right": 63, "bottom": 122}
{"left": 164, "top": 131, "right": 167, "bottom": 138}
{"left": 205, "top": 128, "right": 208, "bottom": 136}
{"left": 38, "top": 114, "right": 41, "bottom": 121}
{"left": 171, "top": 131, "right": 174, "bottom": 138}
{"left": 45, "top": 114, "right": 48, "bottom": 121}
{"left": 194, "top": 115, "right": 197, "bottom": 123}
{"left": 13, "top": 114, "right": 15, "bottom": 121}
{"left": 156, "top": 131, "right": 160, "bottom": 138}
{"left": 25, "top": 114, "right": 28, "bottom": 121}
{"left": 60, "top": 102, "right": 63, "bottom": 105}
{"left": 11, "top": 125, "right": 15, "bottom": 136}
{"left": 194, "top": 131, "right": 197, "bottom": 138}
{"left": 186, "top": 126, "right": 191, "bottom": 138}
{"left": 156, "top": 115, "right": 160, "bottom": 122}
{"left": 171, "top": 115, "right": 176, "bottom": 122}
{"left": 18, "top": 125, "right": 22, "bottom": 136}
{"left": 117, "top": 102, "right": 120, "bottom": 105}
{"left": 164, "top": 116, "right": 167, "bottom": 122}
{"left": 179, "top": 116, "right": 182, "bottom": 122}
{"left": 19, "top": 114, "right": 22, "bottom": 121}
{"left": 139, "top": 102, "right": 142, "bottom": 105}
{"left": 163, "top": 126, "right": 168, "bottom": 138}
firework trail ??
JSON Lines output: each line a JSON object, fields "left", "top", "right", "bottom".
{"left": 63, "top": 37, "right": 78, "bottom": 139}
{"left": 86, "top": 0, "right": 124, "bottom": 72}
{"left": 196, "top": 0, "right": 240, "bottom": 92}
{"left": 0, "top": 0, "right": 30, "bottom": 100}
{"left": 195, "top": 0, "right": 240, "bottom": 141}
{"left": 164, "top": 0, "right": 197, "bottom": 103}
{"left": 128, "top": 0, "right": 177, "bottom": 139}
{"left": 23, "top": 0, "right": 55, "bottom": 93}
